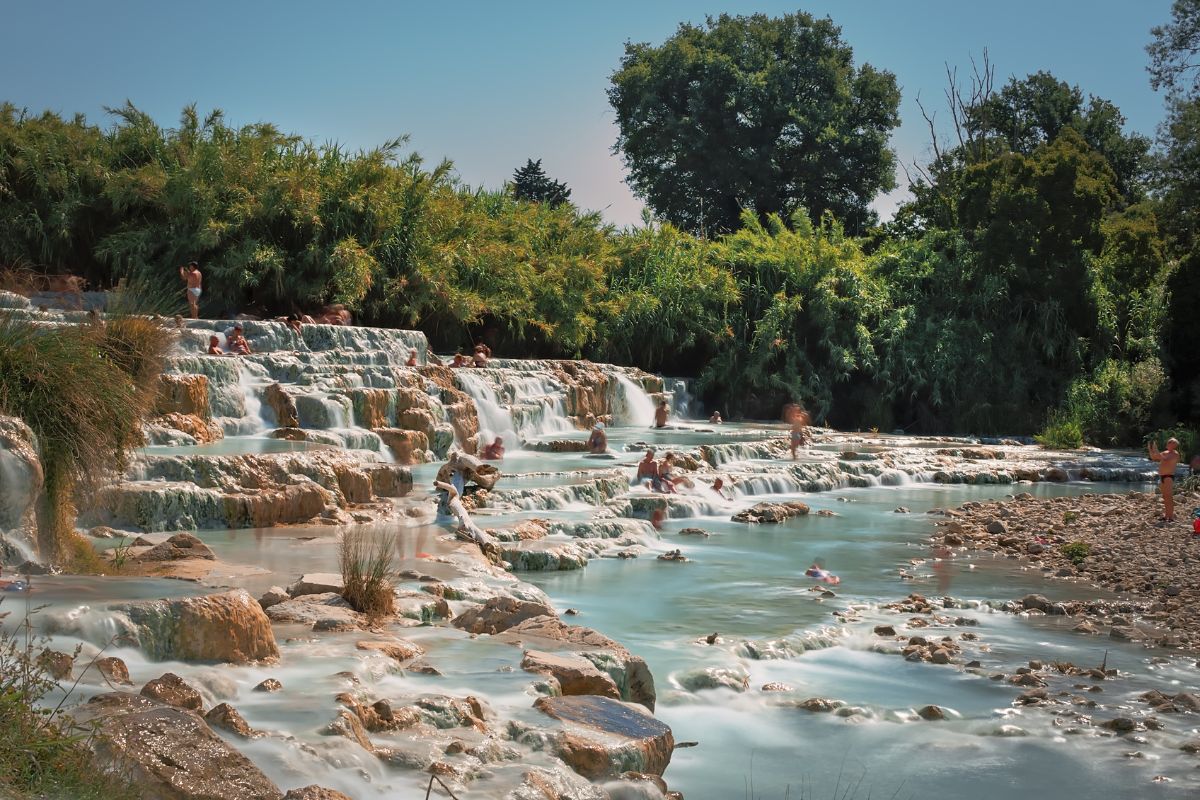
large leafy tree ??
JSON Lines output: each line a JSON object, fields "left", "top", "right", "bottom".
{"left": 608, "top": 11, "right": 900, "bottom": 236}
{"left": 1149, "top": 0, "right": 1200, "bottom": 97}
{"left": 511, "top": 159, "right": 571, "bottom": 207}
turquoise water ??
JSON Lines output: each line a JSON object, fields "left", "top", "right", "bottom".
{"left": 13, "top": 417, "right": 1195, "bottom": 799}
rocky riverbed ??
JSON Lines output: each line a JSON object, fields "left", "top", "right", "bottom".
{"left": 930, "top": 486, "right": 1200, "bottom": 650}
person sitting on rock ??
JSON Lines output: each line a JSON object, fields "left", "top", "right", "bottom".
{"left": 709, "top": 410, "right": 723, "bottom": 424}
{"left": 654, "top": 399, "right": 669, "bottom": 428}
{"left": 587, "top": 422, "right": 608, "bottom": 454}
{"left": 473, "top": 342, "right": 491, "bottom": 368}
{"left": 285, "top": 313, "right": 303, "bottom": 335}
{"left": 225, "top": 324, "right": 252, "bottom": 355}
{"left": 636, "top": 449, "right": 660, "bottom": 488}
{"left": 482, "top": 436, "right": 505, "bottom": 460}
{"left": 451, "top": 352, "right": 467, "bottom": 368}
{"left": 205, "top": 335, "right": 227, "bottom": 356}
{"left": 656, "top": 453, "right": 680, "bottom": 493}
{"left": 711, "top": 476, "right": 731, "bottom": 500}
{"left": 406, "top": 349, "right": 419, "bottom": 367}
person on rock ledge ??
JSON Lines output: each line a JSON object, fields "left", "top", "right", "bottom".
{"left": 654, "top": 399, "right": 669, "bottom": 428}
{"left": 1149, "top": 436, "right": 1182, "bottom": 523}
{"left": 587, "top": 422, "right": 608, "bottom": 454}
{"left": 482, "top": 436, "right": 505, "bottom": 460}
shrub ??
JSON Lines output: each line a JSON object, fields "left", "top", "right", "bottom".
{"left": 1060, "top": 541, "right": 1091, "bottom": 565}
{"left": 0, "top": 311, "right": 172, "bottom": 565}
{"left": 1146, "top": 425, "right": 1198, "bottom": 461}
{"left": 0, "top": 606, "right": 140, "bottom": 799}
{"left": 339, "top": 529, "right": 397, "bottom": 619}
{"left": 1035, "top": 413, "right": 1084, "bottom": 449}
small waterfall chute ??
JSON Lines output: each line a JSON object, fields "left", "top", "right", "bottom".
{"left": 611, "top": 373, "right": 656, "bottom": 427}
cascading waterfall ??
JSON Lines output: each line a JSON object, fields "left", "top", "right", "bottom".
{"left": 611, "top": 373, "right": 656, "bottom": 427}
{"left": 235, "top": 363, "right": 268, "bottom": 436}
{"left": 455, "top": 371, "right": 520, "bottom": 448}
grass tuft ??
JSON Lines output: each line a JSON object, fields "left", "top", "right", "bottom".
{"left": 339, "top": 529, "right": 397, "bottom": 619}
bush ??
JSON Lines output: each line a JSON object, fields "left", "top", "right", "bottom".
{"left": 0, "top": 312, "right": 172, "bottom": 565}
{"left": 1035, "top": 413, "right": 1084, "bottom": 449}
{"left": 0, "top": 607, "right": 140, "bottom": 799}
{"left": 1062, "top": 358, "right": 1170, "bottom": 447}
{"left": 1060, "top": 541, "right": 1091, "bottom": 566}
{"left": 339, "top": 529, "right": 396, "bottom": 618}
{"left": 1146, "top": 425, "right": 1198, "bottom": 461}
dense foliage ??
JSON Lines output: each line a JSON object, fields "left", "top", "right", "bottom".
{"left": 608, "top": 11, "right": 901, "bottom": 236}
{"left": 0, "top": 7, "right": 1194, "bottom": 445}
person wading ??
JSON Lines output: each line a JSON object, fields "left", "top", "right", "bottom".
{"left": 179, "top": 261, "right": 202, "bottom": 319}
{"left": 1149, "top": 436, "right": 1182, "bottom": 523}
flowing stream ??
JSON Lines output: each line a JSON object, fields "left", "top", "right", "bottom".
{"left": 1, "top": 313, "right": 1194, "bottom": 800}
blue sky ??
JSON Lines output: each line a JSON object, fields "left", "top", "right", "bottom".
{"left": 1, "top": 1, "right": 1176, "bottom": 225}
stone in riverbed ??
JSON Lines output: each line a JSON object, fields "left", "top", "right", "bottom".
{"left": 521, "top": 650, "right": 621, "bottom": 699}
{"left": 677, "top": 666, "right": 750, "bottom": 693}
{"left": 258, "top": 586, "right": 290, "bottom": 610}
{"left": 917, "top": 704, "right": 946, "bottom": 721}
{"left": 134, "top": 532, "right": 216, "bottom": 562}
{"left": 355, "top": 638, "right": 424, "bottom": 664}
{"left": 204, "top": 702, "right": 261, "bottom": 738}
{"left": 40, "top": 649, "right": 73, "bottom": 680}
{"left": 451, "top": 596, "right": 557, "bottom": 635}
{"left": 986, "top": 520, "right": 1007, "bottom": 535}
{"left": 534, "top": 695, "right": 674, "bottom": 779}
{"left": 90, "top": 656, "right": 133, "bottom": 686}
{"left": 288, "top": 573, "right": 344, "bottom": 597}
{"left": 265, "top": 592, "right": 364, "bottom": 631}
{"left": 282, "top": 787, "right": 354, "bottom": 800}
{"left": 254, "top": 678, "right": 282, "bottom": 693}
{"left": 505, "top": 766, "right": 609, "bottom": 800}
{"left": 732, "top": 501, "right": 810, "bottom": 524}
{"left": 73, "top": 691, "right": 284, "bottom": 800}
{"left": 141, "top": 672, "right": 203, "bottom": 711}
{"left": 795, "top": 697, "right": 842, "bottom": 713}
{"left": 115, "top": 589, "right": 279, "bottom": 665}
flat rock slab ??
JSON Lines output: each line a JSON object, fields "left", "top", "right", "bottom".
{"left": 521, "top": 649, "right": 620, "bottom": 699}
{"left": 266, "top": 592, "right": 363, "bottom": 630}
{"left": 533, "top": 695, "right": 674, "bottom": 779}
{"left": 74, "top": 691, "right": 283, "bottom": 800}
{"left": 288, "top": 573, "right": 344, "bottom": 597}
{"left": 732, "top": 501, "right": 810, "bottom": 524}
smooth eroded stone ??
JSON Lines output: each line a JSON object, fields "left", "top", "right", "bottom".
{"left": 287, "top": 573, "right": 345, "bottom": 597}
{"left": 265, "top": 592, "right": 363, "bottom": 631}
{"left": 731, "top": 501, "right": 810, "bottom": 524}
{"left": 141, "top": 673, "right": 203, "bottom": 711}
{"left": 282, "top": 788, "right": 354, "bottom": 800}
{"left": 521, "top": 650, "right": 621, "bottom": 699}
{"left": 451, "top": 596, "right": 556, "bottom": 635}
{"left": 204, "top": 702, "right": 260, "bottom": 738}
{"left": 115, "top": 589, "right": 279, "bottom": 664}
{"left": 533, "top": 695, "right": 674, "bottom": 779}
{"left": 135, "top": 532, "right": 216, "bottom": 562}
{"left": 356, "top": 638, "right": 425, "bottom": 663}
{"left": 74, "top": 691, "right": 283, "bottom": 800}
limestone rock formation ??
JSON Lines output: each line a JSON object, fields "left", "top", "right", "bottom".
{"left": 74, "top": 691, "right": 284, "bottom": 800}
{"left": 374, "top": 428, "right": 430, "bottom": 465}
{"left": 732, "top": 501, "right": 811, "bottom": 524}
{"left": 533, "top": 695, "right": 674, "bottom": 779}
{"left": 451, "top": 596, "right": 557, "bottom": 635}
{"left": 115, "top": 589, "right": 280, "bottom": 664}
{"left": 521, "top": 650, "right": 621, "bottom": 699}
{"left": 133, "top": 532, "right": 216, "bottom": 562}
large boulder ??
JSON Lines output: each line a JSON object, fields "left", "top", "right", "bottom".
{"left": 265, "top": 592, "right": 363, "bottom": 631}
{"left": 287, "top": 573, "right": 344, "bottom": 597}
{"left": 500, "top": 616, "right": 656, "bottom": 712}
{"left": 506, "top": 767, "right": 609, "bottom": 800}
{"left": 264, "top": 383, "right": 299, "bottom": 428}
{"left": 140, "top": 673, "right": 203, "bottom": 710}
{"left": 533, "top": 695, "right": 674, "bottom": 779}
{"left": 732, "top": 501, "right": 810, "bottom": 524}
{"left": 134, "top": 532, "right": 216, "bottom": 562}
{"left": 115, "top": 589, "right": 279, "bottom": 664}
{"left": 451, "top": 596, "right": 557, "bottom": 635}
{"left": 521, "top": 650, "right": 621, "bottom": 699}
{"left": 73, "top": 691, "right": 284, "bottom": 800}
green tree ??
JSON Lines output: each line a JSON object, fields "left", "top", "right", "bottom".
{"left": 511, "top": 159, "right": 571, "bottom": 207}
{"left": 608, "top": 11, "right": 900, "bottom": 236}
{"left": 1148, "top": 0, "right": 1200, "bottom": 97}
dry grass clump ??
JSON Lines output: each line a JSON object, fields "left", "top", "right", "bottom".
{"left": 339, "top": 529, "right": 397, "bottom": 619}
{"left": 0, "top": 309, "right": 174, "bottom": 566}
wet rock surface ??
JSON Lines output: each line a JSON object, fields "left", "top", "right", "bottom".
{"left": 74, "top": 691, "right": 284, "bottom": 800}
{"left": 115, "top": 589, "right": 279, "bottom": 664}
{"left": 533, "top": 694, "right": 674, "bottom": 779}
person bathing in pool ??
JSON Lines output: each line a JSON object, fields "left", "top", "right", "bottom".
{"left": 1149, "top": 436, "right": 1182, "bottom": 522}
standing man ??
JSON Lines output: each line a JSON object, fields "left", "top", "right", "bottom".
{"left": 654, "top": 399, "right": 669, "bottom": 428}
{"left": 179, "top": 261, "right": 202, "bottom": 319}
{"left": 1149, "top": 436, "right": 1182, "bottom": 523}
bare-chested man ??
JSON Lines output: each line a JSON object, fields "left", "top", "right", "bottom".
{"left": 1149, "top": 436, "right": 1182, "bottom": 522}
{"left": 179, "top": 261, "right": 202, "bottom": 319}
{"left": 654, "top": 399, "right": 669, "bottom": 428}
